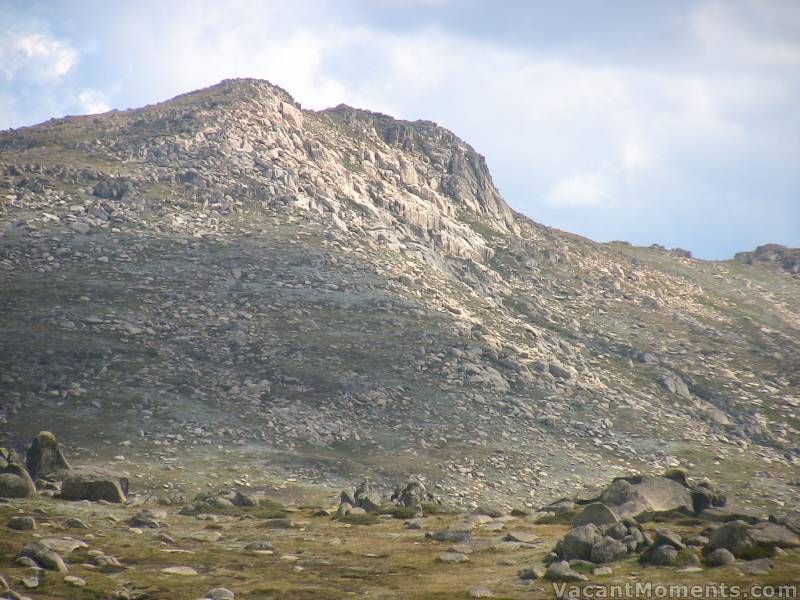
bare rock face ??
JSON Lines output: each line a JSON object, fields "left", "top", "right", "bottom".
{"left": 60, "top": 468, "right": 128, "bottom": 503}
{"left": 26, "top": 431, "right": 71, "bottom": 481}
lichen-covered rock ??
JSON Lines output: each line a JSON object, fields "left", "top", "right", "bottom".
{"left": 61, "top": 469, "right": 128, "bottom": 503}
{"left": 556, "top": 524, "right": 601, "bottom": 561}
{"left": 705, "top": 520, "right": 799, "bottom": 559}
{"left": 705, "top": 548, "right": 735, "bottom": 567}
{"left": 590, "top": 536, "right": 628, "bottom": 564}
{"left": 0, "top": 462, "right": 36, "bottom": 498}
{"left": 354, "top": 479, "right": 382, "bottom": 513}
{"left": 599, "top": 476, "right": 692, "bottom": 521}
{"left": 16, "top": 542, "right": 67, "bottom": 573}
{"left": 650, "top": 545, "right": 678, "bottom": 566}
{"left": 572, "top": 502, "right": 620, "bottom": 528}
{"left": 26, "top": 431, "right": 71, "bottom": 481}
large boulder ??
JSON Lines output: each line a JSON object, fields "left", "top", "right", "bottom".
{"left": 16, "top": 542, "right": 67, "bottom": 573}
{"left": 26, "top": 431, "right": 71, "bottom": 481}
{"left": 651, "top": 545, "right": 678, "bottom": 566}
{"left": 0, "top": 462, "right": 36, "bottom": 498}
{"left": 590, "top": 536, "right": 629, "bottom": 564}
{"left": 600, "top": 476, "right": 692, "bottom": 521}
{"left": 689, "top": 480, "right": 727, "bottom": 513}
{"left": 556, "top": 524, "right": 602, "bottom": 561}
{"left": 706, "top": 520, "right": 799, "bottom": 559}
{"left": 354, "top": 480, "right": 382, "bottom": 513}
{"left": 572, "top": 503, "right": 620, "bottom": 528}
{"left": 391, "top": 479, "right": 438, "bottom": 509}
{"left": 60, "top": 468, "right": 128, "bottom": 503}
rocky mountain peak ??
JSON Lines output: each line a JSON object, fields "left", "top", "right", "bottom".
{"left": 1, "top": 79, "right": 798, "bottom": 533}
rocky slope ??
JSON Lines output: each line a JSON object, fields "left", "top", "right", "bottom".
{"left": 0, "top": 78, "right": 798, "bottom": 523}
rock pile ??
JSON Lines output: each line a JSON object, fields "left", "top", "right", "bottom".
{"left": 530, "top": 470, "right": 799, "bottom": 580}
{"left": 336, "top": 478, "right": 442, "bottom": 516}
{"left": 0, "top": 432, "right": 128, "bottom": 503}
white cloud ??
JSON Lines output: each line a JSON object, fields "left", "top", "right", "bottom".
{"left": 621, "top": 138, "right": 654, "bottom": 172}
{"left": 546, "top": 172, "right": 611, "bottom": 208}
{"left": 691, "top": 0, "right": 800, "bottom": 68}
{"left": 0, "top": 31, "right": 77, "bottom": 82}
{"left": 78, "top": 89, "right": 110, "bottom": 114}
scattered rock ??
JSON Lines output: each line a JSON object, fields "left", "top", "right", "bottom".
{"left": 7, "top": 516, "right": 36, "bottom": 530}
{"left": 16, "top": 542, "right": 67, "bottom": 573}
{"left": 438, "top": 552, "right": 469, "bottom": 564}
{"left": 505, "top": 530, "right": 537, "bottom": 543}
{"left": 64, "top": 575, "right": 86, "bottom": 587}
{"left": 161, "top": 566, "right": 198, "bottom": 576}
{"left": 517, "top": 565, "right": 546, "bottom": 580}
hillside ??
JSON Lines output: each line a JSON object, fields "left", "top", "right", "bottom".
{"left": 0, "top": 78, "right": 798, "bottom": 597}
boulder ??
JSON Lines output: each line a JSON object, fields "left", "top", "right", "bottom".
{"left": 232, "top": 491, "right": 259, "bottom": 507}
{"left": 750, "top": 521, "right": 800, "bottom": 549}
{"left": 704, "top": 520, "right": 796, "bottom": 559}
{"left": 590, "top": 536, "right": 628, "bottom": 564}
{"left": 16, "top": 542, "right": 67, "bottom": 573}
{"left": 662, "top": 467, "right": 689, "bottom": 487}
{"left": 556, "top": 524, "right": 601, "bottom": 561}
{"left": 690, "top": 480, "right": 726, "bottom": 514}
{"left": 650, "top": 545, "right": 678, "bottom": 566}
{"left": 652, "top": 530, "right": 684, "bottom": 550}
{"left": 438, "top": 552, "right": 469, "bottom": 564}
{"left": 699, "top": 508, "right": 758, "bottom": 524}
{"left": 0, "top": 462, "right": 36, "bottom": 498}
{"left": 60, "top": 469, "right": 128, "bottom": 503}
{"left": 354, "top": 480, "right": 382, "bottom": 513}
{"left": 93, "top": 177, "right": 129, "bottom": 200}
{"left": 599, "top": 476, "right": 692, "bottom": 521}
{"left": 427, "top": 529, "right": 472, "bottom": 543}
{"left": 518, "top": 565, "right": 546, "bottom": 580}
{"left": 26, "top": 431, "right": 71, "bottom": 481}
{"left": 572, "top": 503, "right": 620, "bottom": 528}
{"left": 392, "top": 480, "right": 424, "bottom": 508}
{"left": 739, "top": 558, "right": 773, "bottom": 576}
{"left": 599, "top": 480, "right": 649, "bottom": 518}
{"left": 7, "top": 516, "right": 36, "bottom": 530}
{"left": 705, "top": 548, "right": 735, "bottom": 567}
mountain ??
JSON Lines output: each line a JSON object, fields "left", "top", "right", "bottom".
{"left": 1, "top": 78, "right": 798, "bottom": 518}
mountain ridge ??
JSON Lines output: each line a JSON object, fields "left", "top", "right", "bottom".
{"left": 0, "top": 78, "right": 798, "bottom": 521}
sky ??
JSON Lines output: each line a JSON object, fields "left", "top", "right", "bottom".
{"left": 1, "top": 0, "right": 798, "bottom": 259}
